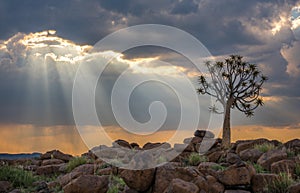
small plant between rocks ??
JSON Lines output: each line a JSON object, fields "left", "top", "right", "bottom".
{"left": 66, "top": 156, "right": 87, "bottom": 172}
{"left": 266, "top": 172, "right": 295, "bottom": 193}
{"left": 107, "top": 175, "right": 126, "bottom": 193}
{"left": 188, "top": 153, "right": 207, "bottom": 166}
{"left": 254, "top": 143, "right": 276, "bottom": 153}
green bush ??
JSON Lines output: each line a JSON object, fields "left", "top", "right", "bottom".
{"left": 211, "top": 164, "right": 226, "bottom": 171}
{"left": 0, "top": 166, "right": 36, "bottom": 188}
{"left": 66, "top": 156, "right": 87, "bottom": 172}
{"left": 253, "top": 163, "right": 268, "bottom": 173}
{"left": 188, "top": 153, "right": 207, "bottom": 166}
{"left": 267, "top": 173, "right": 294, "bottom": 193}
{"left": 253, "top": 143, "right": 276, "bottom": 153}
{"left": 295, "top": 164, "right": 300, "bottom": 179}
{"left": 107, "top": 175, "right": 126, "bottom": 193}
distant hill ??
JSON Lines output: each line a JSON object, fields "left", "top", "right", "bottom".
{"left": 0, "top": 153, "right": 41, "bottom": 160}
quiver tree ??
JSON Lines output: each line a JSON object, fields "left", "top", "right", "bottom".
{"left": 197, "top": 55, "right": 267, "bottom": 148}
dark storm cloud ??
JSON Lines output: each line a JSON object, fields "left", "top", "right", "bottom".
{"left": 0, "top": 0, "right": 300, "bottom": 129}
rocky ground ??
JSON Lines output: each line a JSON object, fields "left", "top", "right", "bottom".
{"left": 0, "top": 130, "right": 300, "bottom": 193}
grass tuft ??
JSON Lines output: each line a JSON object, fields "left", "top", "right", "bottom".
{"left": 253, "top": 143, "right": 276, "bottom": 153}
{"left": 0, "top": 165, "right": 36, "bottom": 188}
{"left": 188, "top": 153, "right": 207, "bottom": 166}
{"left": 66, "top": 156, "right": 87, "bottom": 172}
{"left": 107, "top": 175, "right": 126, "bottom": 193}
{"left": 267, "top": 173, "right": 294, "bottom": 193}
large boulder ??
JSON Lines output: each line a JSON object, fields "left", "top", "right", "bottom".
{"left": 284, "top": 139, "right": 300, "bottom": 154}
{"left": 257, "top": 149, "right": 287, "bottom": 170}
{"left": 36, "top": 164, "right": 62, "bottom": 175}
{"left": 226, "top": 153, "right": 242, "bottom": 164}
{"left": 207, "top": 150, "right": 224, "bottom": 162}
{"left": 58, "top": 171, "right": 82, "bottom": 187}
{"left": 251, "top": 173, "right": 279, "bottom": 193}
{"left": 119, "top": 169, "right": 155, "bottom": 192}
{"left": 239, "top": 149, "right": 263, "bottom": 163}
{"left": 194, "top": 130, "right": 215, "bottom": 138}
{"left": 288, "top": 182, "right": 300, "bottom": 193}
{"left": 72, "top": 164, "right": 97, "bottom": 174}
{"left": 153, "top": 163, "right": 200, "bottom": 193}
{"left": 164, "top": 178, "right": 199, "bottom": 193}
{"left": 235, "top": 139, "right": 269, "bottom": 154}
{"left": 192, "top": 176, "right": 208, "bottom": 192}
{"left": 271, "top": 159, "right": 295, "bottom": 174}
{"left": 113, "top": 139, "right": 132, "bottom": 149}
{"left": 41, "top": 159, "right": 64, "bottom": 166}
{"left": 217, "top": 164, "right": 255, "bottom": 186}
{"left": 63, "top": 175, "right": 109, "bottom": 193}
{"left": 41, "top": 150, "right": 72, "bottom": 162}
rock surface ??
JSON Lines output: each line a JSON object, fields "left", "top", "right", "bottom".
{"left": 63, "top": 175, "right": 109, "bottom": 193}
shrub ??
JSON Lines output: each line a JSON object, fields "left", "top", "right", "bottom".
{"left": 188, "top": 153, "right": 207, "bottom": 166}
{"left": 0, "top": 165, "right": 36, "bottom": 188}
{"left": 287, "top": 149, "right": 296, "bottom": 158}
{"left": 295, "top": 164, "right": 300, "bottom": 179}
{"left": 66, "top": 156, "right": 87, "bottom": 172}
{"left": 211, "top": 164, "right": 226, "bottom": 171}
{"left": 253, "top": 163, "right": 268, "bottom": 173}
{"left": 267, "top": 173, "right": 294, "bottom": 193}
{"left": 254, "top": 143, "right": 276, "bottom": 153}
{"left": 107, "top": 175, "right": 126, "bottom": 193}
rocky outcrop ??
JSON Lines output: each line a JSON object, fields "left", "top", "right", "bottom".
{"left": 164, "top": 178, "right": 199, "bottom": 193}
{"left": 251, "top": 173, "right": 279, "bottom": 193}
{"left": 257, "top": 149, "right": 287, "bottom": 170}
{"left": 119, "top": 169, "right": 155, "bottom": 192}
{"left": 63, "top": 175, "right": 109, "bottom": 193}
{"left": 40, "top": 150, "right": 72, "bottom": 162}
{"left": 153, "top": 163, "right": 200, "bottom": 193}
{"left": 239, "top": 149, "right": 263, "bottom": 163}
{"left": 217, "top": 164, "right": 255, "bottom": 186}
{"left": 2, "top": 136, "right": 300, "bottom": 193}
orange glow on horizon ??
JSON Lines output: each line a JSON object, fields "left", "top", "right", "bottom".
{"left": 0, "top": 123, "right": 299, "bottom": 155}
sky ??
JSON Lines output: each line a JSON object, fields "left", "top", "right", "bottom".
{"left": 0, "top": 0, "right": 300, "bottom": 154}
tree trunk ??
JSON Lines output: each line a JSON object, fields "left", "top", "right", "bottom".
{"left": 222, "top": 98, "right": 233, "bottom": 148}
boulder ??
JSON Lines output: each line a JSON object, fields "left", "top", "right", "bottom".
{"left": 153, "top": 163, "right": 200, "bottom": 193}
{"left": 210, "top": 182, "right": 225, "bottom": 193}
{"left": 130, "top": 142, "right": 140, "bottom": 149}
{"left": 236, "top": 139, "right": 269, "bottom": 154}
{"left": 251, "top": 173, "right": 279, "bottom": 193}
{"left": 288, "top": 182, "right": 300, "bottom": 193}
{"left": 239, "top": 149, "right": 263, "bottom": 163}
{"left": 58, "top": 171, "right": 82, "bottom": 187}
{"left": 63, "top": 175, "right": 109, "bottom": 193}
{"left": 164, "top": 178, "right": 199, "bottom": 193}
{"left": 36, "top": 164, "right": 62, "bottom": 175}
{"left": 284, "top": 139, "right": 300, "bottom": 154}
{"left": 207, "top": 150, "right": 223, "bottom": 162}
{"left": 257, "top": 149, "right": 287, "bottom": 170}
{"left": 71, "top": 164, "right": 97, "bottom": 174}
{"left": 184, "top": 137, "right": 203, "bottom": 145}
{"left": 194, "top": 130, "right": 215, "bottom": 138}
{"left": 192, "top": 176, "right": 208, "bottom": 192}
{"left": 0, "top": 181, "right": 12, "bottom": 193}
{"left": 174, "top": 143, "right": 195, "bottom": 152}
{"left": 119, "top": 169, "right": 155, "bottom": 192}
{"left": 226, "top": 153, "right": 242, "bottom": 164}
{"left": 41, "top": 150, "right": 72, "bottom": 162}
{"left": 143, "top": 142, "right": 162, "bottom": 150}
{"left": 113, "top": 139, "right": 132, "bottom": 149}
{"left": 271, "top": 159, "right": 295, "bottom": 174}
{"left": 41, "top": 159, "right": 64, "bottom": 166}
{"left": 217, "top": 164, "right": 254, "bottom": 186}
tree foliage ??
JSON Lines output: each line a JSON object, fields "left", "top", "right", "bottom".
{"left": 197, "top": 55, "right": 267, "bottom": 117}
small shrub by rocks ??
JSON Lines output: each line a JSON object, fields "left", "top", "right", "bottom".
{"left": 254, "top": 143, "right": 276, "bottom": 153}
{"left": 66, "top": 156, "right": 87, "bottom": 172}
